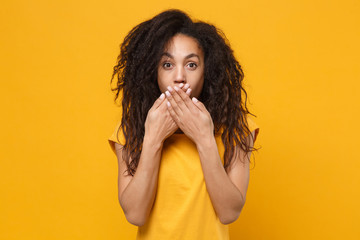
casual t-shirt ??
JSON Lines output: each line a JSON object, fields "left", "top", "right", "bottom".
{"left": 108, "top": 115, "right": 260, "bottom": 240}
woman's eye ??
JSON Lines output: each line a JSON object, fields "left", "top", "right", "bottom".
{"left": 188, "top": 62, "right": 197, "bottom": 69}
{"left": 163, "top": 62, "right": 172, "bottom": 68}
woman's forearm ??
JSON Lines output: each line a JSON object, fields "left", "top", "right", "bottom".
{"left": 119, "top": 135, "right": 163, "bottom": 226}
{"left": 196, "top": 137, "right": 245, "bottom": 225}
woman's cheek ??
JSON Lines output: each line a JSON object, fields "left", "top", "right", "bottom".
{"left": 193, "top": 81, "right": 204, "bottom": 98}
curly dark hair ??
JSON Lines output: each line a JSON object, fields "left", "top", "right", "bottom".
{"left": 110, "top": 9, "right": 260, "bottom": 176}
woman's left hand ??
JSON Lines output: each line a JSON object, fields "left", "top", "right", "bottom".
{"left": 165, "top": 84, "right": 214, "bottom": 145}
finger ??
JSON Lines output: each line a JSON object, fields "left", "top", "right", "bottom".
{"left": 170, "top": 86, "right": 188, "bottom": 111}
{"left": 176, "top": 82, "right": 190, "bottom": 92}
{"left": 191, "top": 97, "right": 207, "bottom": 112}
{"left": 165, "top": 87, "right": 183, "bottom": 116}
{"left": 185, "top": 87, "right": 191, "bottom": 96}
{"left": 182, "top": 83, "right": 190, "bottom": 92}
{"left": 179, "top": 83, "right": 191, "bottom": 96}
{"left": 153, "top": 93, "right": 166, "bottom": 109}
{"left": 166, "top": 100, "right": 181, "bottom": 125}
{"left": 176, "top": 87, "right": 199, "bottom": 115}
{"left": 158, "top": 94, "right": 170, "bottom": 110}
{"left": 183, "top": 83, "right": 192, "bottom": 97}
{"left": 174, "top": 86, "right": 193, "bottom": 110}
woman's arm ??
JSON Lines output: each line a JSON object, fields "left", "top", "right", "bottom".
{"left": 164, "top": 86, "right": 255, "bottom": 225}
{"left": 196, "top": 131, "right": 255, "bottom": 225}
{"left": 116, "top": 90, "right": 183, "bottom": 226}
{"left": 117, "top": 136, "right": 163, "bottom": 227}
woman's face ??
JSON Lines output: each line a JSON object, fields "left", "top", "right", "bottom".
{"left": 157, "top": 33, "right": 205, "bottom": 98}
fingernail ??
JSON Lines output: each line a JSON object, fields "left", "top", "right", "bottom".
{"left": 186, "top": 88, "right": 191, "bottom": 95}
{"left": 179, "top": 83, "right": 184, "bottom": 88}
{"left": 167, "top": 86, "right": 173, "bottom": 92}
{"left": 174, "top": 86, "right": 179, "bottom": 91}
{"left": 167, "top": 101, "right": 171, "bottom": 107}
{"left": 165, "top": 91, "right": 171, "bottom": 97}
{"left": 184, "top": 83, "right": 190, "bottom": 89}
{"left": 192, "top": 97, "right": 198, "bottom": 103}
{"left": 159, "top": 93, "right": 165, "bottom": 99}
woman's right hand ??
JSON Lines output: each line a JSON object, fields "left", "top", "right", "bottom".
{"left": 144, "top": 85, "right": 189, "bottom": 144}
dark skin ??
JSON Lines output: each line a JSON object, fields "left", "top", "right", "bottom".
{"left": 165, "top": 84, "right": 214, "bottom": 145}
{"left": 121, "top": 34, "right": 254, "bottom": 225}
{"left": 164, "top": 83, "right": 252, "bottom": 224}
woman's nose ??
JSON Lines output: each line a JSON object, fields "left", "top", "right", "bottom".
{"left": 174, "top": 67, "right": 186, "bottom": 84}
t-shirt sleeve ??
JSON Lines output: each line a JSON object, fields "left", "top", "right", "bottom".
{"left": 245, "top": 115, "right": 260, "bottom": 144}
{"left": 108, "top": 120, "right": 126, "bottom": 155}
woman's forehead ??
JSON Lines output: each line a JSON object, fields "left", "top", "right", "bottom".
{"left": 162, "top": 34, "right": 203, "bottom": 58}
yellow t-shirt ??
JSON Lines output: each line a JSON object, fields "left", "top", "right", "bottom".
{"left": 108, "top": 116, "right": 260, "bottom": 240}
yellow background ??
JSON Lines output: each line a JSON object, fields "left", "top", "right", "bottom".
{"left": 1, "top": 0, "right": 359, "bottom": 239}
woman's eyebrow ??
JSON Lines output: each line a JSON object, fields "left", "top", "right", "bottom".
{"left": 161, "top": 52, "right": 200, "bottom": 60}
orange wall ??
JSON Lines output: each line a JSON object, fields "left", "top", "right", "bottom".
{"left": 1, "top": 0, "right": 359, "bottom": 239}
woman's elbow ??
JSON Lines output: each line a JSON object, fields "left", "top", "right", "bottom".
{"left": 220, "top": 202, "right": 245, "bottom": 225}
{"left": 125, "top": 213, "right": 147, "bottom": 227}
{"left": 120, "top": 202, "right": 147, "bottom": 226}
{"left": 220, "top": 212, "right": 238, "bottom": 225}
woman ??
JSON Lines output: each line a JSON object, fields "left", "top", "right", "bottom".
{"left": 108, "top": 9, "right": 260, "bottom": 240}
